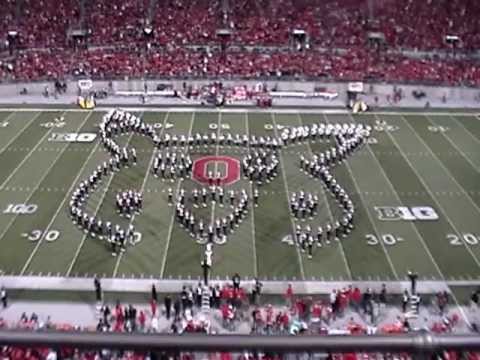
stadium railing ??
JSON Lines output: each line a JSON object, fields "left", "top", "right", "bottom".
{"left": 1, "top": 330, "right": 480, "bottom": 354}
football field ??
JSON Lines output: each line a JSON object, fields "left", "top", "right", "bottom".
{"left": 0, "top": 107, "right": 479, "bottom": 284}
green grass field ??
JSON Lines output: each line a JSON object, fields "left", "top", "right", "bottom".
{"left": 0, "top": 108, "right": 479, "bottom": 283}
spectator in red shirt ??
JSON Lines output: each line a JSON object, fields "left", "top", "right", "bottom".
{"left": 351, "top": 286, "right": 362, "bottom": 313}
{"left": 285, "top": 283, "right": 294, "bottom": 308}
{"left": 138, "top": 310, "right": 146, "bottom": 332}
{"left": 295, "top": 298, "right": 306, "bottom": 320}
{"left": 338, "top": 290, "right": 348, "bottom": 316}
{"left": 281, "top": 311, "right": 290, "bottom": 332}
{"left": 150, "top": 298, "right": 157, "bottom": 317}
{"left": 311, "top": 301, "right": 322, "bottom": 324}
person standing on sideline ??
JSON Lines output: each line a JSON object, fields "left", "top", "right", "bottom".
{"left": 195, "top": 283, "right": 203, "bottom": 308}
{"left": 1, "top": 286, "right": 7, "bottom": 308}
{"left": 164, "top": 295, "right": 172, "bottom": 320}
{"left": 232, "top": 273, "right": 241, "bottom": 290}
{"left": 407, "top": 271, "right": 418, "bottom": 295}
{"left": 150, "top": 297, "right": 157, "bottom": 317}
{"left": 402, "top": 290, "right": 409, "bottom": 313}
{"left": 173, "top": 297, "right": 181, "bottom": 321}
{"left": 285, "top": 283, "right": 294, "bottom": 308}
{"left": 94, "top": 277, "right": 102, "bottom": 302}
{"left": 252, "top": 278, "right": 263, "bottom": 305}
{"left": 379, "top": 284, "right": 387, "bottom": 308}
{"left": 151, "top": 284, "right": 158, "bottom": 303}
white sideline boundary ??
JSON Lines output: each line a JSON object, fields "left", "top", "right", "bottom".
{"left": 1, "top": 107, "right": 479, "bottom": 117}
{"left": 0, "top": 275, "right": 468, "bottom": 294}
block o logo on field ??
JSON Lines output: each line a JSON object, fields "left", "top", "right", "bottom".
{"left": 192, "top": 155, "right": 240, "bottom": 186}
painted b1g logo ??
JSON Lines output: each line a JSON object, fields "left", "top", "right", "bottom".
{"left": 192, "top": 155, "right": 240, "bottom": 186}
{"left": 374, "top": 206, "right": 439, "bottom": 221}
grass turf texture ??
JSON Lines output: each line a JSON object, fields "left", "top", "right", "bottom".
{"left": 0, "top": 109, "right": 479, "bottom": 282}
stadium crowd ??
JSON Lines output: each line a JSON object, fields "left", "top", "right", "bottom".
{"left": 2, "top": 0, "right": 480, "bottom": 50}
{"left": 0, "top": 0, "right": 480, "bottom": 84}
{"left": 86, "top": 0, "right": 149, "bottom": 46}
{"left": 227, "top": 0, "right": 480, "bottom": 50}
{"left": 4, "top": 48, "right": 480, "bottom": 86}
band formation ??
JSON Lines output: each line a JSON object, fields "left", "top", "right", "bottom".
{"left": 68, "top": 109, "right": 371, "bottom": 262}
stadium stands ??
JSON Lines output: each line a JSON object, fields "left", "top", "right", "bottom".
{"left": 2, "top": 0, "right": 480, "bottom": 50}
{"left": 228, "top": 0, "right": 367, "bottom": 47}
{"left": 229, "top": 0, "right": 480, "bottom": 50}
{"left": 17, "top": 0, "right": 81, "bottom": 49}
{"left": 1, "top": 0, "right": 479, "bottom": 85}
{"left": 6, "top": 48, "right": 480, "bottom": 86}
{"left": 87, "top": 0, "right": 150, "bottom": 46}
{"left": 0, "top": 0, "right": 17, "bottom": 39}
{"left": 152, "top": 0, "right": 220, "bottom": 46}
{"left": 372, "top": 0, "right": 480, "bottom": 51}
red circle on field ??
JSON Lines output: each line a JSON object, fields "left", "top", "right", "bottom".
{"left": 192, "top": 155, "right": 240, "bottom": 186}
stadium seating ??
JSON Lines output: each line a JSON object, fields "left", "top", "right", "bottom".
{"left": 228, "top": 0, "right": 366, "bottom": 47}
{"left": 244, "top": 0, "right": 480, "bottom": 50}
{"left": 86, "top": 0, "right": 149, "bottom": 46}
{"left": 371, "top": 0, "right": 480, "bottom": 51}
{"left": 152, "top": 0, "right": 220, "bottom": 46}
{"left": 1, "top": 0, "right": 480, "bottom": 86}
{"left": 17, "top": 0, "right": 81, "bottom": 49}
{"left": 3, "top": 0, "right": 480, "bottom": 50}
{"left": 7, "top": 48, "right": 480, "bottom": 86}
{"left": 0, "top": 0, "right": 16, "bottom": 40}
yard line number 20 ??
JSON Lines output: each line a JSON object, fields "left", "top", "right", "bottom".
{"left": 447, "top": 233, "right": 480, "bottom": 246}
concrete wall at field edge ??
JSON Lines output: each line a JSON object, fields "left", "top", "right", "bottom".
{"left": 1, "top": 79, "right": 480, "bottom": 107}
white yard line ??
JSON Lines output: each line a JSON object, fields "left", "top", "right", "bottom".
{"left": 385, "top": 120, "right": 480, "bottom": 269}
{"left": 65, "top": 165, "right": 118, "bottom": 277}
{"left": 1, "top": 104, "right": 479, "bottom": 117}
{"left": 400, "top": 115, "right": 480, "bottom": 218}
{"left": 20, "top": 112, "right": 96, "bottom": 275}
{"left": 0, "top": 113, "right": 63, "bottom": 190}
{"left": 342, "top": 153, "right": 400, "bottom": 280}
{"left": 65, "top": 114, "right": 144, "bottom": 277}
{"left": 209, "top": 113, "right": 222, "bottom": 227}
{"left": 377, "top": 117, "right": 473, "bottom": 327}
{"left": 271, "top": 113, "right": 306, "bottom": 281}
{"left": 4, "top": 107, "right": 480, "bottom": 117}
{"left": 0, "top": 112, "right": 41, "bottom": 155}
{"left": 244, "top": 113, "right": 258, "bottom": 278}
{"left": 112, "top": 149, "right": 156, "bottom": 277}
{"left": 0, "top": 111, "right": 17, "bottom": 126}
{"left": 426, "top": 115, "right": 480, "bottom": 173}
{"left": 160, "top": 112, "right": 195, "bottom": 278}
{"left": 366, "top": 114, "right": 445, "bottom": 279}
{"left": 449, "top": 115, "right": 480, "bottom": 145}
{"left": 112, "top": 112, "right": 170, "bottom": 277}
{"left": 297, "top": 113, "right": 352, "bottom": 280}
{"left": 0, "top": 112, "right": 83, "bottom": 252}
{"left": 322, "top": 114, "right": 399, "bottom": 280}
